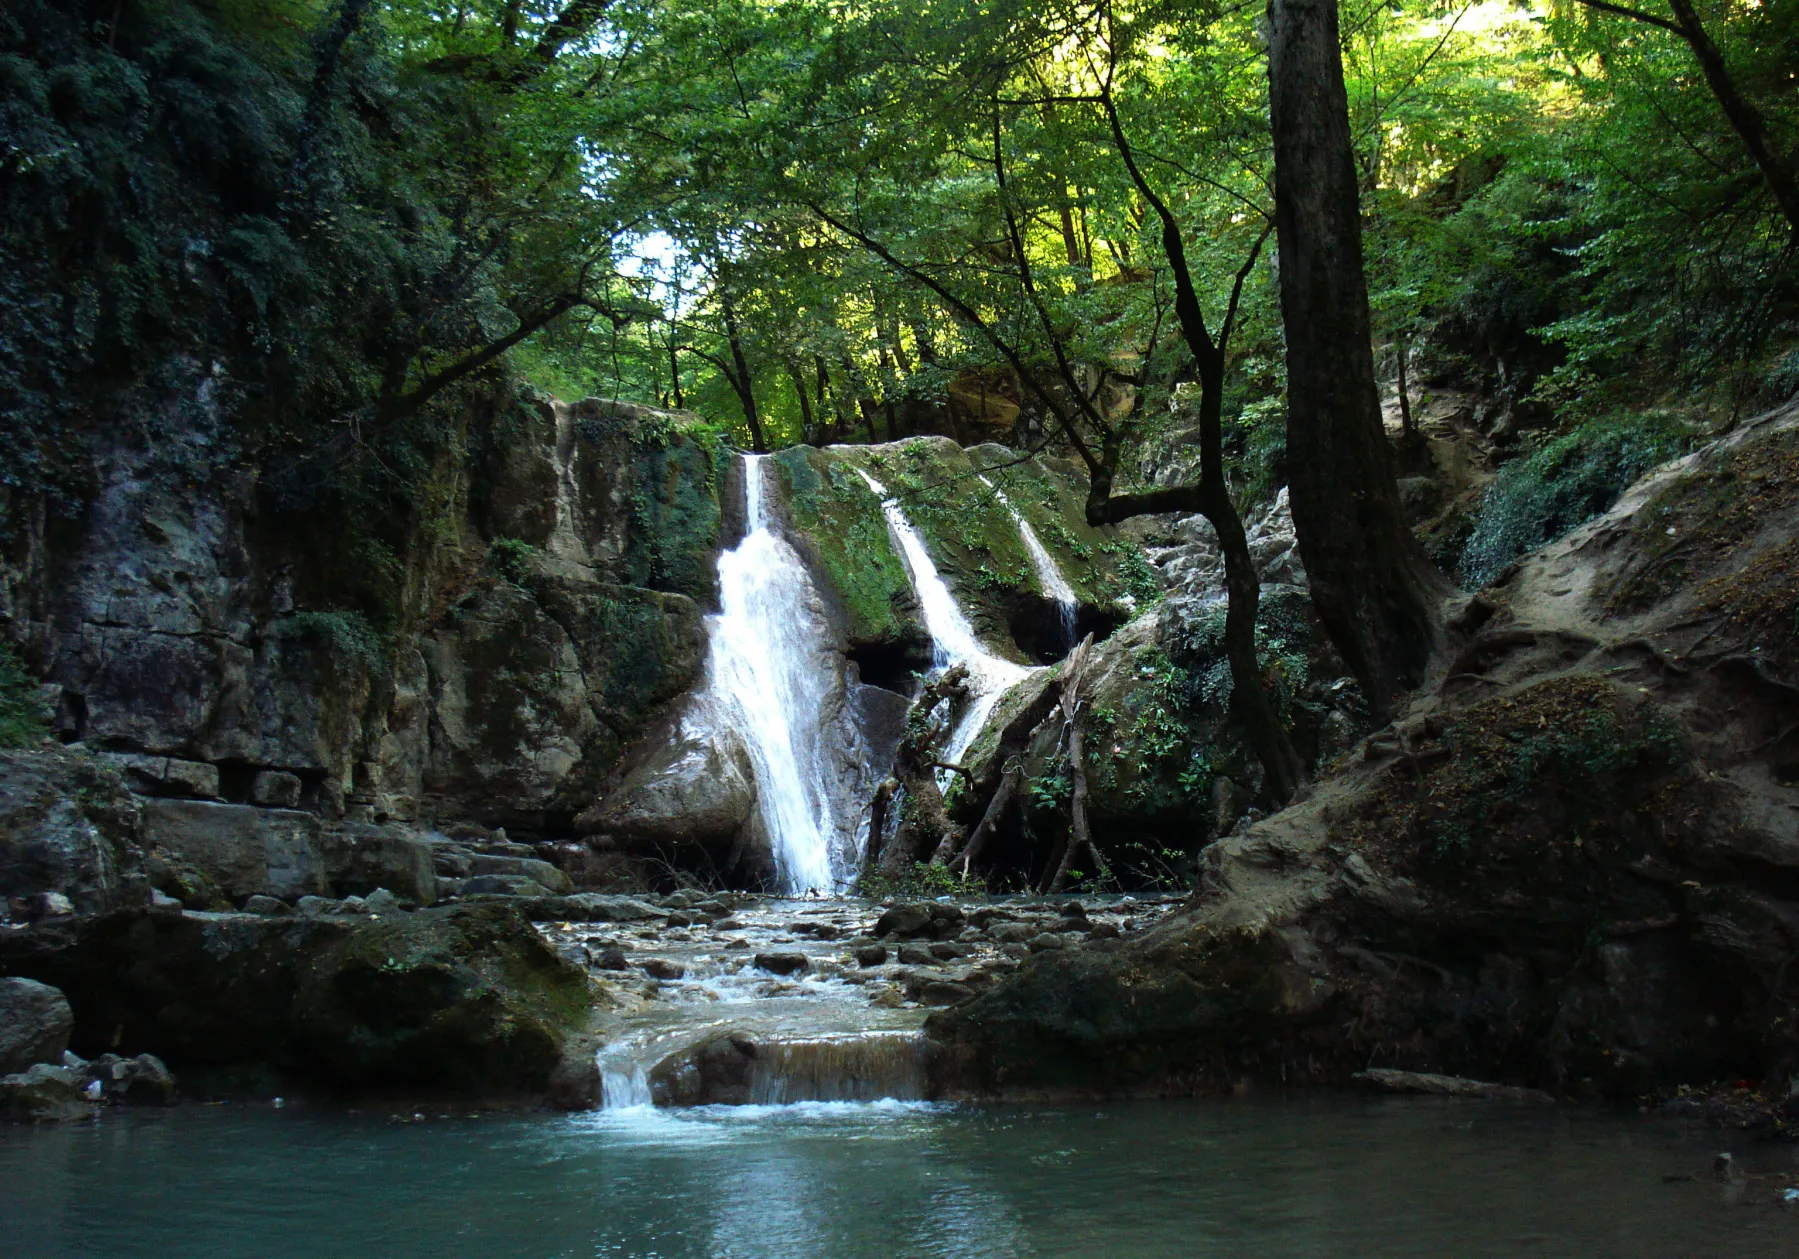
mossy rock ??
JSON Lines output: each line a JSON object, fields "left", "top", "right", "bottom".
{"left": 772, "top": 445, "right": 920, "bottom": 648}
{"left": 0, "top": 902, "right": 594, "bottom": 1094}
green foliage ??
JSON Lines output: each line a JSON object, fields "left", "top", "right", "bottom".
{"left": 1459, "top": 414, "right": 1698, "bottom": 588}
{"left": 487, "top": 537, "right": 538, "bottom": 588}
{"left": 856, "top": 861, "right": 985, "bottom": 900}
{"left": 275, "top": 610, "right": 386, "bottom": 666}
{"left": 0, "top": 641, "right": 48, "bottom": 748}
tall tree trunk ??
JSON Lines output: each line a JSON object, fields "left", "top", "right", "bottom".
{"left": 721, "top": 299, "right": 766, "bottom": 453}
{"left": 787, "top": 358, "right": 817, "bottom": 445}
{"left": 1267, "top": 0, "right": 1444, "bottom": 724}
{"left": 1395, "top": 335, "right": 1414, "bottom": 439}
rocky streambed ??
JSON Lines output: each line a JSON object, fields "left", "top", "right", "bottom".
{"left": 544, "top": 891, "right": 1180, "bottom": 1107}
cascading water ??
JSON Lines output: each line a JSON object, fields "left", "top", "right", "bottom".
{"left": 979, "top": 473, "right": 1079, "bottom": 651}
{"left": 855, "top": 468, "right": 1033, "bottom": 770}
{"left": 709, "top": 455, "right": 853, "bottom": 894}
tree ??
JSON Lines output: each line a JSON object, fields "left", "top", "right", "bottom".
{"left": 1568, "top": 0, "right": 1799, "bottom": 234}
{"left": 1266, "top": 0, "right": 1446, "bottom": 724}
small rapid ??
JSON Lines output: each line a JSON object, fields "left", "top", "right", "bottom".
{"left": 854, "top": 468, "right": 1034, "bottom": 770}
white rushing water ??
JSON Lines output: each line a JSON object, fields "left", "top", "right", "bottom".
{"left": 979, "top": 473, "right": 1078, "bottom": 650}
{"left": 855, "top": 468, "right": 1033, "bottom": 771}
{"left": 709, "top": 456, "right": 848, "bottom": 894}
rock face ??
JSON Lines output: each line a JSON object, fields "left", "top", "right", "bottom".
{"left": 0, "top": 750, "right": 145, "bottom": 917}
{"left": 931, "top": 405, "right": 1799, "bottom": 1101}
{"left": 0, "top": 903, "right": 595, "bottom": 1092}
{"left": 0, "top": 976, "right": 73, "bottom": 1073}
{"left": 2, "top": 391, "right": 713, "bottom": 845}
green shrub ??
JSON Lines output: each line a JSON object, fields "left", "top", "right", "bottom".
{"left": 487, "top": 537, "right": 539, "bottom": 588}
{"left": 0, "top": 642, "right": 48, "bottom": 748}
{"left": 855, "top": 861, "right": 986, "bottom": 900}
{"left": 275, "top": 611, "right": 386, "bottom": 665}
{"left": 1459, "top": 415, "right": 1697, "bottom": 588}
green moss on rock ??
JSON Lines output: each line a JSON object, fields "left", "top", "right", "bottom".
{"left": 775, "top": 446, "right": 917, "bottom": 646}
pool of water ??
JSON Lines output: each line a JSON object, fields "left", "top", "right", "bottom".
{"left": 4, "top": 1095, "right": 1795, "bottom": 1257}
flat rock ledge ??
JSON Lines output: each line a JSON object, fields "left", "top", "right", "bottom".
{"left": 1353, "top": 1069, "right": 1555, "bottom": 1104}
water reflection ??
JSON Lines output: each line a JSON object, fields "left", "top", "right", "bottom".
{"left": 2, "top": 1096, "right": 1796, "bottom": 1258}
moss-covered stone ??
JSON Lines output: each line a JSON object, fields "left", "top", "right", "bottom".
{"left": 0, "top": 903, "right": 595, "bottom": 1094}
{"left": 774, "top": 446, "right": 918, "bottom": 647}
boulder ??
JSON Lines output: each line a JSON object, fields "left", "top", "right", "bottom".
{"left": 754, "top": 952, "right": 810, "bottom": 976}
{"left": 855, "top": 944, "right": 888, "bottom": 967}
{"left": 315, "top": 825, "right": 437, "bottom": 906}
{"left": 142, "top": 800, "right": 325, "bottom": 902}
{"left": 641, "top": 958, "right": 684, "bottom": 980}
{"left": 578, "top": 698, "right": 756, "bottom": 851}
{"left": 0, "top": 1063, "right": 92, "bottom": 1122}
{"left": 877, "top": 902, "right": 966, "bottom": 940}
{"left": 650, "top": 1031, "right": 760, "bottom": 1106}
{"left": 0, "top": 977, "right": 74, "bottom": 1073}
{"left": 80, "top": 1052, "right": 178, "bottom": 1105}
{"left": 466, "top": 854, "right": 573, "bottom": 894}
{"left": 0, "top": 903, "right": 595, "bottom": 1093}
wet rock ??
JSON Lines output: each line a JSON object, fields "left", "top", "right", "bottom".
{"left": 80, "top": 1053, "right": 177, "bottom": 1105}
{"left": 968, "top": 908, "right": 1014, "bottom": 930}
{"left": 754, "top": 952, "right": 810, "bottom": 976}
{"left": 0, "top": 977, "right": 74, "bottom": 1073}
{"left": 0, "top": 903, "right": 593, "bottom": 1093}
{"left": 723, "top": 938, "right": 750, "bottom": 950}
{"left": 0, "top": 1062, "right": 93, "bottom": 1122}
{"left": 462, "top": 874, "right": 554, "bottom": 897}
{"left": 1353, "top": 1069, "right": 1555, "bottom": 1104}
{"left": 1051, "top": 917, "right": 1089, "bottom": 934}
{"left": 591, "top": 946, "right": 630, "bottom": 971}
{"left": 929, "top": 942, "right": 968, "bottom": 960}
{"left": 1086, "top": 922, "right": 1121, "bottom": 940}
{"left": 361, "top": 888, "right": 402, "bottom": 915}
{"left": 242, "top": 895, "right": 291, "bottom": 916}
{"left": 920, "top": 981, "right": 976, "bottom": 1007}
{"left": 641, "top": 958, "right": 685, "bottom": 980}
{"left": 876, "top": 902, "right": 966, "bottom": 940}
{"left": 990, "top": 923, "right": 1038, "bottom": 945}
{"left": 1026, "top": 933, "right": 1067, "bottom": 953}
{"left": 897, "top": 944, "right": 938, "bottom": 967}
{"left": 855, "top": 944, "right": 889, "bottom": 967}
{"left": 650, "top": 1031, "right": 759, "bottom": 1106}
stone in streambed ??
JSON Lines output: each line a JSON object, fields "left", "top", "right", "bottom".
{"left": 855, "top": 944, "right": 888, "bottom": 967}
{"left": 897, "top": 944, "right": 937, "bottom": 967}
{"left": 920, "top": 981, "right": 976, "bottom": 1007}
{"left": 754, "top": 952, "right": 810, "bottom": 976}
{"left": 592, "top": 946, "right": 630, "bottom": 971}
{"left": 1027, "top": 933, "right": 1067, "bottom": 953}
{"left": 641, "top": 958, "right": 685, "bottom": 980}
{"left": 243, "top": 895, "right": 291, "bottom": 916}
{"left": 876, "top": 902, "right": 965, "bottom": 940}
{"left": 0, "top": 977, "right": 74, "bottom": 1074}
{"left": 0, "top": 1063, "right": 93, "bottom": 1122}
{"left": 80, "top": 1052, "right": 177, "bottom": 1105}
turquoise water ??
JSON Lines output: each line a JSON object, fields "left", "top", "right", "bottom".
{"left": 2, "top": 1095, "right": 1793, "bottom": 1257}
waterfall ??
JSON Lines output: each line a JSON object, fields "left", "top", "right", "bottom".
{"left": 979, "top": 474, "right": 1078, "bottom": 651}
{"left": 709, "top": 455, "right": 850, "bottom": 893}
{"left": 855, "top": 469, "right": 1032, "bottom": 770}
